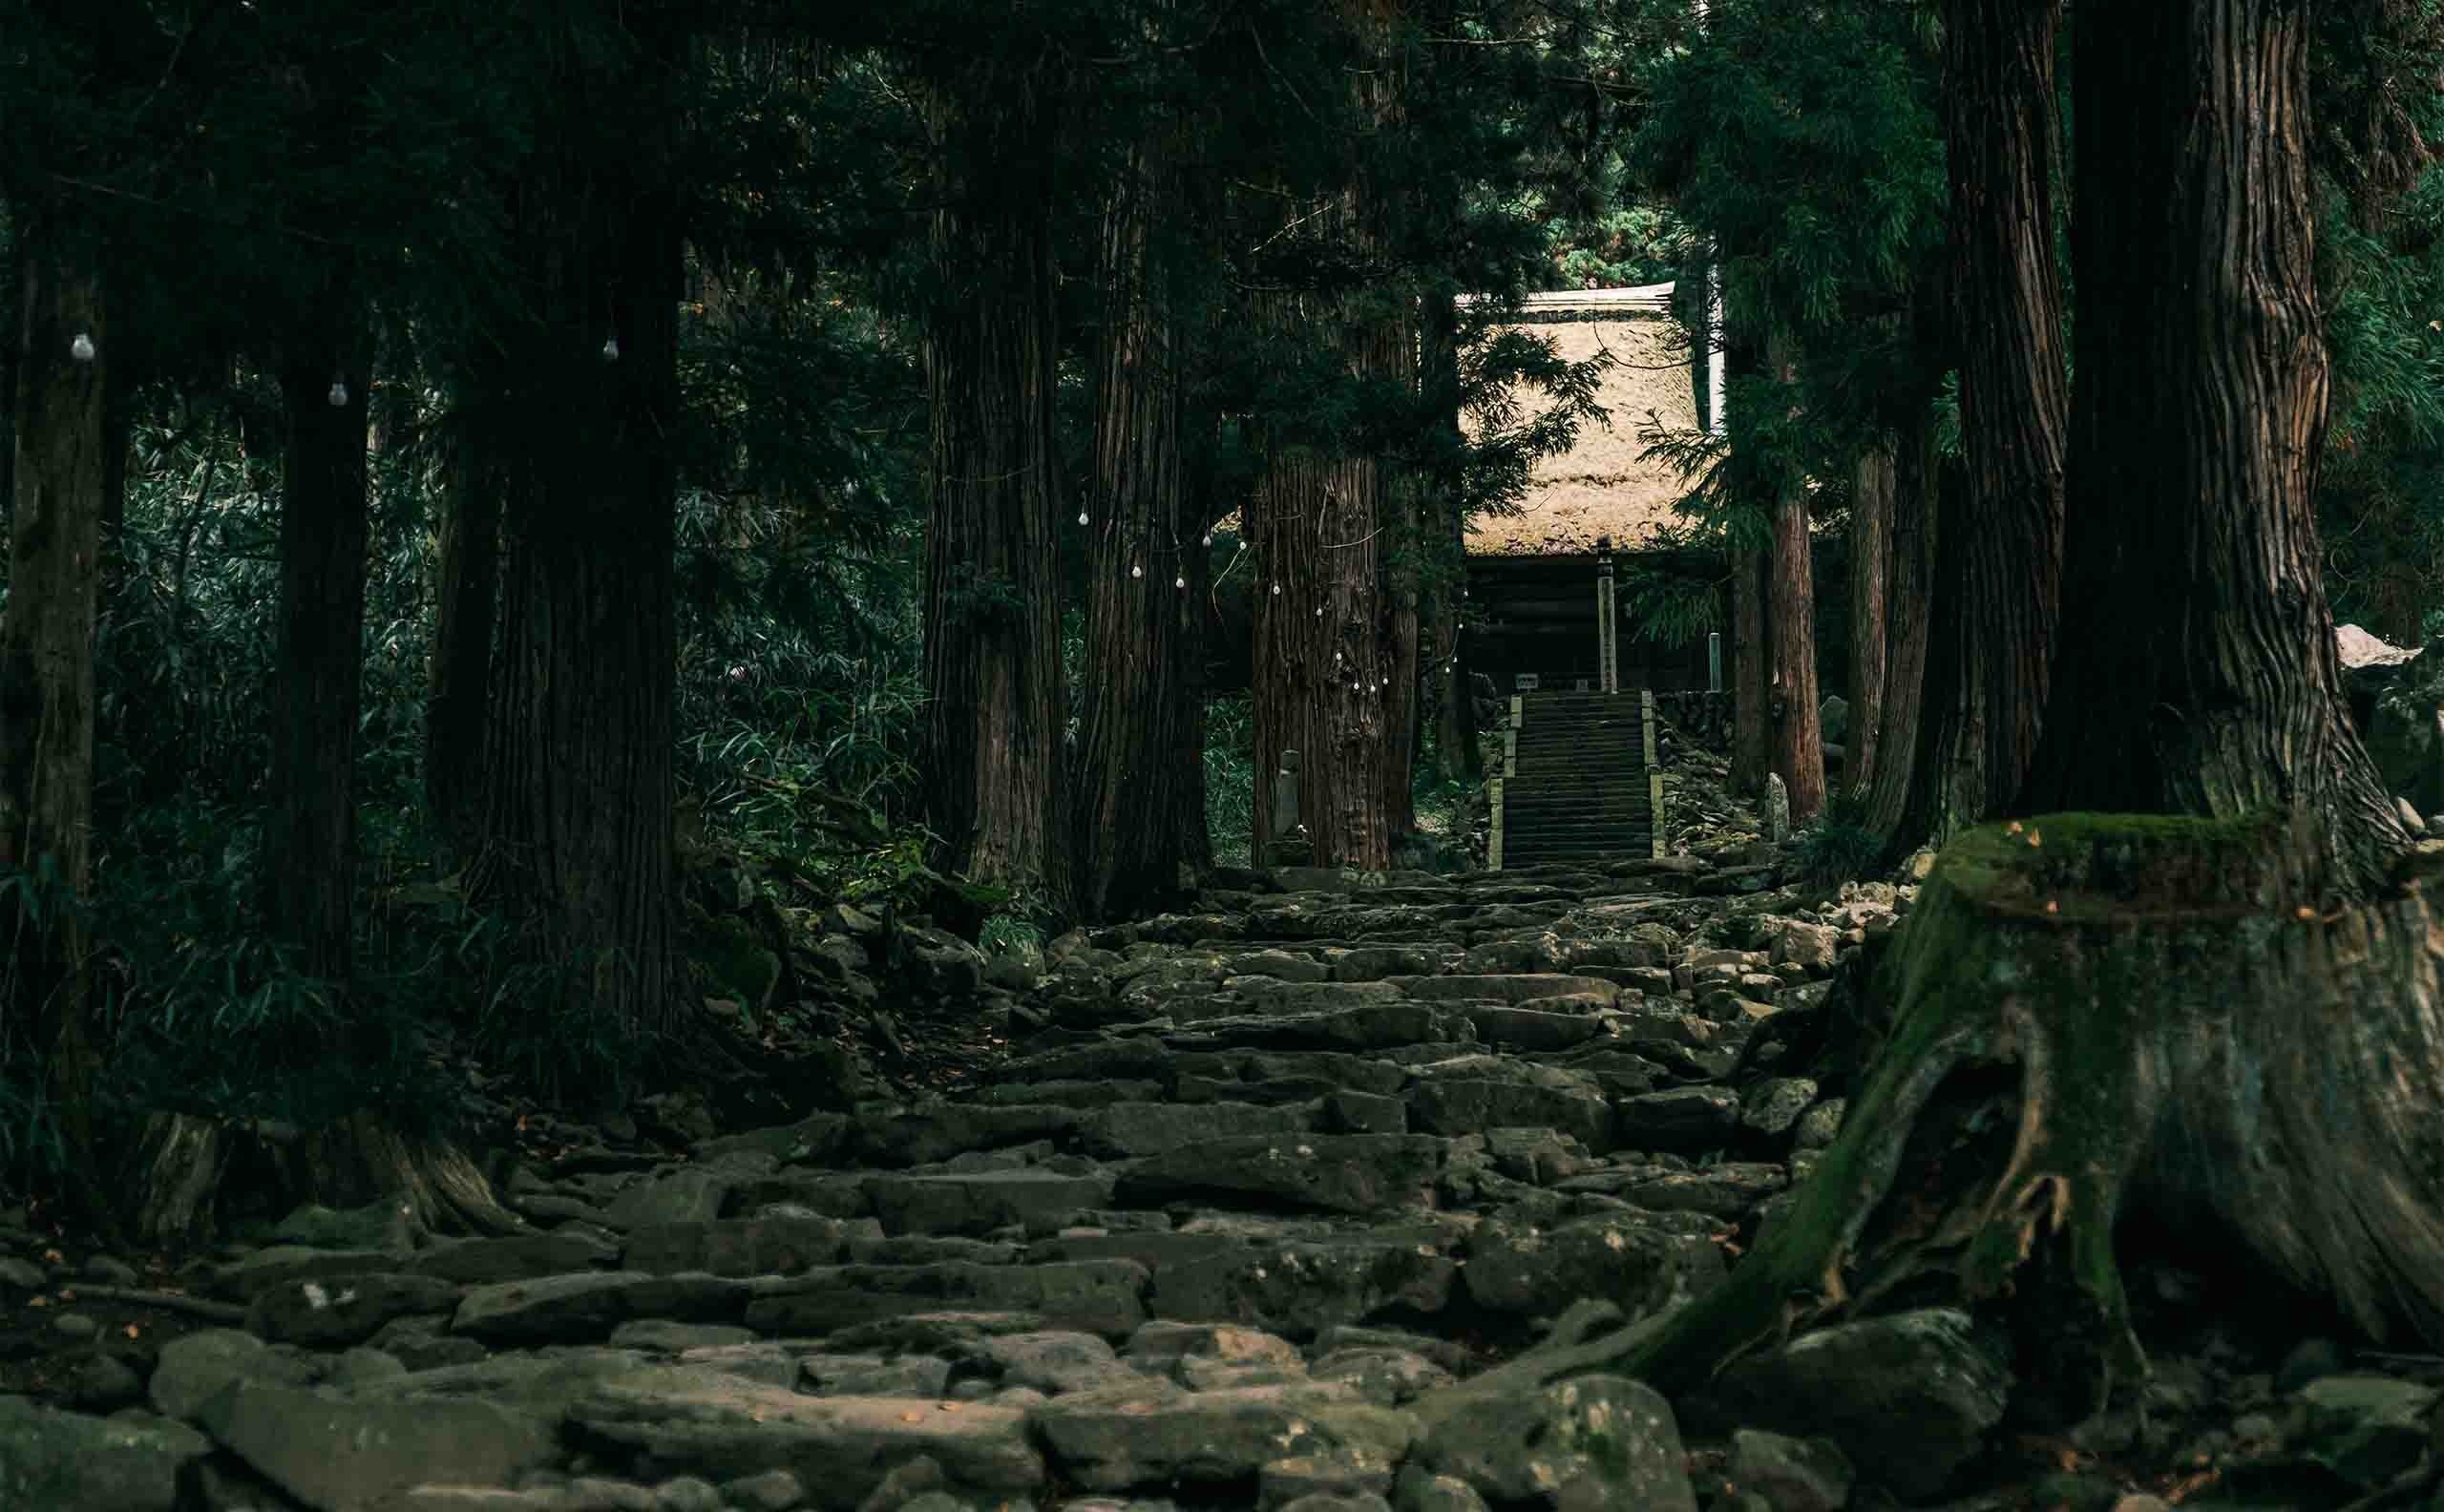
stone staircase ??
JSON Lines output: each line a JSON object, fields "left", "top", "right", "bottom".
{"left": 1490, "top": 689, "right": 1664, "bottom": 869}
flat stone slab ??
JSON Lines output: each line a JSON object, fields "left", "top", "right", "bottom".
{"left": 567, "top": 1367, "right": 1044, "bottom": 1511}
{"left": 744, "top": 1260, "right": 1149, "bottom": 1338}
{"left": 196, "top": 1378, "right": 556, "bottom": 1512}
{"left": 1028, "top": 1381, "right": 1417, "bottom": 1493}
{"left": 1391, "top": 975, "right": 1622, "bottom": 1006}
{"left": 863, "top": 1168, "right": 1115, "bottom": 1238}
{"left": 1114, "top": 1134, "right": 1448, "bottom": 1215}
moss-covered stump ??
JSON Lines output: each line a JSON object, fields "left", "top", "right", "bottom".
{"left": 1454, "top": 813, "right": 2444, "bottom": 1421}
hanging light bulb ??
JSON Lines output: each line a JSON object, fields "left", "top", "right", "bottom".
{"left": 1201, "top": 532, "right": 1213, "bottom": 547}
{"left": 70, "top": 332, "right": 95, "bottom": 362}
{"left": 1334, "top": 651, "right": 1342, "bottom": 663}
{"left": 327, "top": 378, "right": 348, "bottom": 408}
{"left": 1130, "top": 561, "right": 1143, "bottom": 578}
{"left": 1271, "top": 581, "right": 1281, "bottom": 596}
{"left": 600, "top": 333, "right": 621, "bottom": 361}
{"left": 1078, "top": 509, "right": 1089, "bottom": 527}
{"left": 1313, "top": 605, "right": 1323, "bottom": 618}
{"left": 1174, "top": 575, "right": 1186, "bottom": 589}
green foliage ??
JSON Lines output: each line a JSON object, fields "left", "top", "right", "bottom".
{"left": 1204, "top": 694, "right": 1260, "bottom": 869}
{"left": 1796, "top": 789, "right": 1886, "bottom": 887}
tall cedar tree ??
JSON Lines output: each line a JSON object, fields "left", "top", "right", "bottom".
{"left": 1, "top": 215, "right": 110, "bottom": 1217}
{"left": 2016, "top": 0, "right": 2407, "bottom": 892}
{"left": 1537, "top": 0, "right": 2444, "bottom": 1416}
{"left": 264, "top": 332, "right": 371, "bottom": 985}
{"left": 1897, "top": 0, "right": 2068, "bottom": 855}
{"left": 1074, "top": 130, "right": 1199, "bottom": 918}
{"left": 1763, "top": 329, "right": 1825, "bottom": 820}
{"left": 1249, "top": 7, "right": 1407, "bottom": 872}
{"left": 474, "top": 32, "right": 685, "bottom": 1036}
{"left": 920, "top": 48, "right": 1070, "bottom": 911}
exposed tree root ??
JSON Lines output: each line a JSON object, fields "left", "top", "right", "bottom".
{"left": 1440, "top": 814, "right": 2444, "bottom": 1419}
{"left": 135, "top": 1107, "right": 525, "bottom": 1250}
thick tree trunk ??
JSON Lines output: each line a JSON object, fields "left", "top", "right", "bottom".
{"left": 1422, "top": 289, "right": 1483, "bottom": 787}
{"left": 1730, "top": 549, "right": 1768, "bottom": 798}
{"left": 2017, "top": 0, "right": 2408, "bottom": 894}
{"left": 476, "top": 170, "right": 683, "bottom": 1042}
{"left": 1863, "top": 424, "right": 1943, "bottom": 844}
{"left": 1252, "top": 439, "right": 1391, "bottom": 871}
{"left": 428, "top": 395, "right": 504, "bottom": 858}
{"left": 1074, "top": 136, "right": 1195, "bottom": 920}
{"left": 266, "top": 346, "right": 371, "bottom": 983}
{"left": 0, "top": 223, "right": 108, "bottom": 1218}
{"left": 921, "top": 79, "right": 1068, "bottom": 911}
{"left": 1427, "top": 0, "right": 2441, "bottom": 1442}
{"left": 1846, "top": 445, "right": 1892, "bottom": 798}
{"left": 1764, "top": 335, "right": 1825, "bottom": 824}
{"left": 1897, "top": 0, "right": 2068, "bottom": 856}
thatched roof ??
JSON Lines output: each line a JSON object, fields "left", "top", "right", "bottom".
{"left": 1466, "top": 284, "right": 1700, "bottom": 558}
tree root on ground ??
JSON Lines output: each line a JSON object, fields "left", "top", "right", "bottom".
{"left": 135, "top": 1106, "right": 524, "bottom": 1250}
{"left": 1429, "top": 814, "right": 2444, "bottom": 1423}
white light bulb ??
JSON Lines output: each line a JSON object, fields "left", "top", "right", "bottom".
{"left": 70, "top": 332, "right": 95, "bottom": 362}
{"left": 600, "top": 335, "right": 620, "bottom": 361}
{"left": 1078, "top": 510, "right": 1089, "bottom": 527}
{"left": 1334, "top": 651, "right": 1342, "bottom": 663}
{"left": 327, "top": 380, "right": 348, "bottom": 408}
{"left": 1130, "top": 562, "right": 1143, "bottom": 578}
{"left": 1271, "top": 582, "right": 1280, "bottom": 596}
{"left": 1313, "top": 606, "right": 1323, "bottom": 618}
{"left": 1174, "top": 575, "right": 1186, "bottom": 589}
{"left": 1202, "top": 532, "right": 1213, "bottom": 547}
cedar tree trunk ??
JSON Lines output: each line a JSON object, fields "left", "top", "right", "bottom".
{"left": 1862, "top": 415, "right": 1942, "bottom": 843}
{"left": 1074, "top": 136, "right": 1196, "bottom": 919}
{"left": 1897, "top": 0, "right": 2068, "bottom": 854}
{"left": 1846, "top": 444, "right": 1892, "bottom": 798}
{"left": 476, "top": 173, "right": 684, "bottom": 1042}
{"left": 1430, "top": 0, "right": 2441, "bottom": 1447}
{"left": 1764, "top": 333, "right": 1825, "bottom": 824}
{"left": 1252, "top": 436, "right": 1391, "bottom": 871}
{"left": 0, "top": 224, "right": 108, "bottom": 1217}
{"left": 921, "top": 75, "right": 1069, "bottom": 910}
{"left": 265, "top": 344, "right": 371, "bottom": 982}
{"left": 428, "top": 394, "right": 504, "bottom": 858}
{"left": 1730, "top": 548, "right": 1768, "bottom": 798}
{"left": 1422, "top": 289, "right": 1483, "bottom": 786}
{"left": 2016, "top": 0, "right": 2406, "bottom": 892}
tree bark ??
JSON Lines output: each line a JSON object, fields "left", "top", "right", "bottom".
{"left": 2017, "top": 0, "right": 2408, "bottom": 894}
{"left": 920, "top": 72, "right": 1069, "bottom": 912}
{"left": 1457, "top": 817, "right": 2444, "bottom": 1431}
{"left": 1730, "top": 548, "right": 1768, "bottom": 797}
{"left": 1422, "top": 290, "right": 1483, "bottom": 787}
{"left": 1074, "top": 135, "right": 1196, "bottom": 920}
{"left": 0, "top": 220, "right": 108, "bottom": 1218}
{"left": 1846, "top": 444, "right": 1892, "bottom": 799}
{"left": 1863, "top": 422, "right": 1943, "bottom": 844}
{"left": 427, "top": 394, "right": 504, "bottom": 859}
{"left": 1252, "top": 438, "right": 1391, "bottom": 871}
{"left": 1765, "top": 333, "right": 1825, "bottom": 824}
{"left": 266, "top": 344, "right": 371, "bottom": 984}
{"left": 1897, "top": 0, "right": 2068, "bottom": 855}
{"left": 476, "top": 157, "right": 683, "bottom": 1043}
{"left": 1428, "top": 0, "right": 2441, "bottom": 1437}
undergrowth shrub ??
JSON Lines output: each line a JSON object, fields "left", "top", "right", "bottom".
{"left": 1795, "top": 788, "right": 1885, "bottom": 885}
{"left": 1204, "top": 693, "right": 1257, "bottom": 867}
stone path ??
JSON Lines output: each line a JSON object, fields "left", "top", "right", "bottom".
{"left": 3, "top": 796, "right": 2438, "bottom": 1512}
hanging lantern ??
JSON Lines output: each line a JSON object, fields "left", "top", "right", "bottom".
{"left": 327, "top": 379, "right": 349, "bottom": 408}
{"left": 70, "top": 332, "right": 95, "bottom": 362}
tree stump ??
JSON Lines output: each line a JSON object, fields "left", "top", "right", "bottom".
{"left": 1489, "top": 814, "right": 2444, "bottom": 1416}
